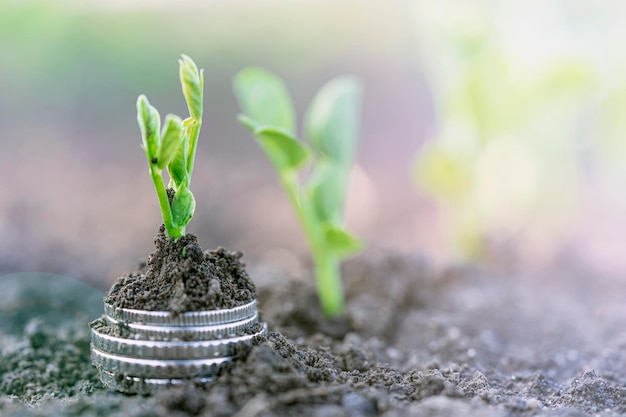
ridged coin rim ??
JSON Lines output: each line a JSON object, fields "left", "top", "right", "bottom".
{"left": 91, "top": 323, "right": 267, "bottom": 360}
{"left": 99, "top": 370, "right": 213, "bottom": 394}
{"left": 91, "top": 348, "right": 232, "bottom": 379}
{"left": 104, "top": 299, "right": 257, "bottom": 326}
{"left": 103, "top": 312, "right": 259, "bottom": 340}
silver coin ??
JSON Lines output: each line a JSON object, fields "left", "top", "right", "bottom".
{"left": 91, "top": 323, "right": 267, "bottom": 360}
{"left": 93, "top": 297, "right": 267, "bottom": 391}
{"left": 92, "top": 347, "right": 232, "bottom": 379}
{"left": 103, "top": 312, "right": 260, "bottom": 340}
{"left": 99, "top": 370, "right": 213, "bottom": 395}
{"left": 104, "top": 299, "right": 257, "bottom": 326}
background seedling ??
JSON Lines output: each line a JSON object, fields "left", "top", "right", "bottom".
{"left": 233, "top": 68, "right": 363, "bottom": 317}
{"left": 411, "top": 2, "right": 592, "bottom": 259}
{"left": 137, "top": 55, "right": 203, "bottom": 239}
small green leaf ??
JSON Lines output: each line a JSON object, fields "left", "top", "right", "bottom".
{"left": 168, "top": 132, "right": 189, "bottom": 189}
{"left": 171, "top": 184, "right": 196, "bottom": 228}
{"left": 233, "top": 67, "right": 296, "bottom": 134}
{"left": 137, "top": 95, "right": 161, "bottom": 160}
{"left": 157, "top": 114, "right": 183, "bottom": 170}
{"left": 305, "top": 76, "right": 362, "bottom": 167}
{"left": 179, "top": 54, "right": 203, "bottom": 120}
{"left": 256, "top": 127, "right": 312, "bottom": 172}
{"left": 323, "top": 224, "right": 364, "bottom": 258}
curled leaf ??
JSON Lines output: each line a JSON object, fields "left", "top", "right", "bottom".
{"left": 171, "top": 184, "right": 196, "bottom": 229}
{"left": 168, "top": 132, "right": 189, "bottom": 189}
{"left": 179, "top": 54, "right": 203, "bottom": 120}
{"left": 157, "top": 114, "right": 183, "bottom": 170}
{"left": 136, "top": 95, "right": 161, "bottom": 161}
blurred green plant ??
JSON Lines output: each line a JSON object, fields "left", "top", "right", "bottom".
{"left": 137, "top": 55, "right": 203, "bottom": 238}
{"left": 233, "top": 68, "right": 363, "bottom": 317}
{"left": 412, "top": 1, "right": 593, "bottom": 259}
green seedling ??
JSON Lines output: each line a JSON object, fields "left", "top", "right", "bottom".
{"left": 137, "top": 55, "right": 203, "bottom": 239}
{"left": 233, "top": 68, "right": 364, "bottom": 317}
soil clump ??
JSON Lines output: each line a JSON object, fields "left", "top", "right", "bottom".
{"left": 105, "top": 226, "right": 255, "bottom": 313}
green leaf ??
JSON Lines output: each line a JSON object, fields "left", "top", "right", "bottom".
{"left": 157, "top": 114, "right": 183, "bottom": 170}
{"left": 256, "top": 127, "right": 312, "bottom": 172}
{"left": 233, "top": 67, "right": 296, "bottom": 134}
{"left": 171, "top": 184, "right": 195, "bottom": 228}
{"left": 323, "top": 224, "right": 364, "bottom": 258}
{"left": 179, "top": 54, "right": 203, "bottom": 120}
{"left": 168, "top": 132, "right": 189, "bottom": 189}
{"left": 305, "top": 76, "right": 362, "bottom": 167}
{"left": 136, "top": 95, "right": 161, "bottom": 161}
{"left": 306, "top": 158, "right": 346, "bottom": 224}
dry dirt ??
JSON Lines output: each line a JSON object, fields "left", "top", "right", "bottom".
{"left": 0, "top": 242, "right": 624, "bottom": 416}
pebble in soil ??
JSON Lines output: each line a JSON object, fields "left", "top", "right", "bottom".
{"left": 105, "top": 225, "right": 256, "bottom": 313}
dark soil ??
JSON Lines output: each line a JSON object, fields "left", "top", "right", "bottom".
{"left": 1, "top": 245, "right": 625, "bottom": 416}
{"left": 105, "top": 226, "right": 255, "bottom": 313}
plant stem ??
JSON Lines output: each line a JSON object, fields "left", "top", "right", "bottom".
{"left": 313, "top": 251, "right": 343, "bottom": 317}
{"left": 150, "top": 168, "right": 181, "bottom": 238}
{"left": 185, "top": 119, "right": 202, "bottom": 187}
{"left": 279, "top": 172, "right": 344, "bottom": 317}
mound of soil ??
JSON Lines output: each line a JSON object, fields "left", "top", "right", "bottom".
{"left": 1, "top": 244, "right": 625, "bottom": 416}
{"left": 105, "top": 226, "right": 255, "bottom": 313}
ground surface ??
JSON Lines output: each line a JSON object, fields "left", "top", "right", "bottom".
{"left": 0, "top": 248, "right": 624, "bottom": 416}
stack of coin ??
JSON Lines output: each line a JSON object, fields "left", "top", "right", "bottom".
{"left": 89, "top": 299, "right": 267, "bottom": 394}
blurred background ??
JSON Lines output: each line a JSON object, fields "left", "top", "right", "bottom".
{"left": 2, "top": 0, "right": 626, "bottom": 289}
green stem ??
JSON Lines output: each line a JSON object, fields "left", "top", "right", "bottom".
{"left": 150, "top": 168, "right": 181, "bottom": 238}
{"left": 279, "top": 172, "right": 344, "bottom": 317}
{"left": 313, "top": 251, "right": 343, "bottom": 317}
{"left": 280, "top": 172, "right": 318, "bottom": 247}
{"left": 185, "top": 119, "right": 202, "bottom": 187}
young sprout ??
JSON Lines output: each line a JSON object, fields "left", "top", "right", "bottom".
{"left": 137, "top": 55, "right": 203, "bottom": 239}
{"left": 233, "top": 68, "right": 364, "bottom": 317}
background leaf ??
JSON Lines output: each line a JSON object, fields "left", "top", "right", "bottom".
{"left": 306, "top": 158, "right": 345, "bottom": 224}
{"left": 233, "top": 67, "right": 296, "bottom": 134}
{"left": 305, "top": 76, "right": 362, "bottom": 167}
{"left": 323, "top": 224, "right": 363, "bottom": 258}
{"left": 255, "top": 127, "right": 311, "bottom": 172}
{"left": 157, "top": 114, "right": 183, "bottom": 170}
